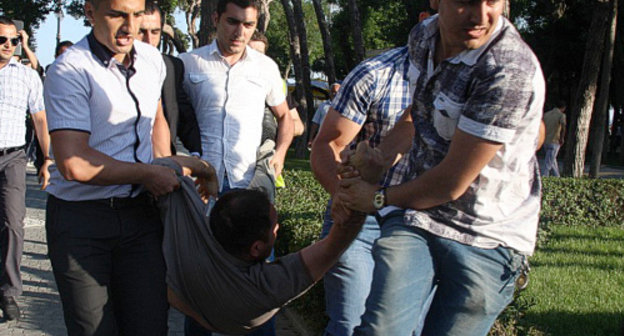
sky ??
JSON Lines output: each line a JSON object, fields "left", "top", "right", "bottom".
{"left": 33, "top": 8, "right": 189, "bottom": 68}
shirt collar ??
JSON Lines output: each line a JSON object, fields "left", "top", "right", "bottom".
{"left": 425, "top": 14, "right": 506, "bottom": 67}
{"left": 87, "top": 31, "right": 137, "bottom": 68}
{"left": 207, "top": 39, "right": 254, "bottom": 63}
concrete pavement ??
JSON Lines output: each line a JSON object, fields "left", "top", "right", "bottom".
{"left": 0, "top": 164, "right": 302, "bottom": 336}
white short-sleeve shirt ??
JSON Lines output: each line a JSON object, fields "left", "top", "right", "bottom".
{"left": 179, "top": 41, "right": 286, "bottom": 190}
{"left": 44, "top": 34, "right": 166, "bottom": 201}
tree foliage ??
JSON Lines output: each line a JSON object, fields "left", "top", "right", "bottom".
{"left": 0, "top": 0, "right": 54, "bottom": 47}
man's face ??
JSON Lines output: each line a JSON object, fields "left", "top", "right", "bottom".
{"left": 213, "top": 3, "right": 258, "bottom": 57}
{"left": 138, "top": 10, "right": 162, "bottom": 48}
{"left": 248, "top": 40, "right": 266, "bottom": 54}
{"left": 85, "top": 0, "right": 145, "bottom": 61}
{"left": 433, "top": 0, "right": 503, "bottom": 56}
{"left": 0, "top": 24, "right": 18, "bottom": 64}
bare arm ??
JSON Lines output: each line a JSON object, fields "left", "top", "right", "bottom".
{"left": 269, "top": 100, "right": 295, "bottom": 177}
{"left": 31, "top": 110, "right": 51, "bottom": 189}
{"left": 168, "top": 155, "right": 219, "bottom": 201}
{"left": 51, "top": 130, "right": 180, "bottom": 197}
{"left": 299, "top": 213, "right": 365, "bottom": 281}
{"left": 152, "top": 100, "right": 172, "bottom": 158}
{"left": 310, "top": 108, "right": 363, "bottom": 195}
{"left": 19, "top": 30, "right": 39, "bottom": 71}
{"left": 338, "top": 129, "right": 502, "bottom": 213}
{"left": 290, "top": 108, "right": 305, "bottom": 137}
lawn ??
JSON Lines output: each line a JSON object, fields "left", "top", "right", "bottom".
{"left": 522, "top": 225, "right": 624, "bottom": 335}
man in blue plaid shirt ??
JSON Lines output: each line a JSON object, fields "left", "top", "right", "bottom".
{"left": 310, "top": 46, "right": 412, "bottom": 336}
{"left": 0, "top": 16, "right": 50, "bottom": 321}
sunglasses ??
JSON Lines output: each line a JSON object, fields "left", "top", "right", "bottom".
{"left": 0, "top": 36, "right": 20, "bottom": 46}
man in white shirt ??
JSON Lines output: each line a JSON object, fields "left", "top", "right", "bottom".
{"left": 179, "top": 0, "right": 294, "bottom": 196}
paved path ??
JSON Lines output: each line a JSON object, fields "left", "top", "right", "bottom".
{"left": 0, "top": 165, "right": 302, "bottom": 336}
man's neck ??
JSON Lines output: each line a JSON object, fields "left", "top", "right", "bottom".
{"left": 216, "top": 40, "right": 245, "bottom": 66}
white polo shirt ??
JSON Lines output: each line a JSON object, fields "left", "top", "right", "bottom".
{"left": 179, "top": 41, "right": 285, "bottom": 190}
{"left": 44, "top": 33, "right": 166, "bottom": 201}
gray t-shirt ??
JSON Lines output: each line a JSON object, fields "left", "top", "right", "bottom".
{"left": 155, "top": 158, "right": 314, "bottom": 334}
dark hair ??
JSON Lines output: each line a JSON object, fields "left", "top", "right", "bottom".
{"left": 210, "top": 189, "right": 272, "bottom": 257}
{"left": 250, "top": 30, "right": 269, "bottom": 50}
{"left": 0, "top": 16, "right": 17, "bottom": 28}
{"left": 55, "top": 41, "right": 74, "bottom": 58}
{"left": 556, "top": 100, "right": 567, "bottom": 109}
{"left": 216, "top": 0, "right": 261, "bottom": 18}
{"left": 144, "top": 1, "right": 165, "bottom": 27}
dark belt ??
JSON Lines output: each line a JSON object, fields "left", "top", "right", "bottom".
{"left": 0, "top": 146, "right": 24, "bottom": 156}
{"left": 88, "top": 193, "right": 153, "bottom": 210}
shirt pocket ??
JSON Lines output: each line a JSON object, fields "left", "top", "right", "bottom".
{"left": 432, "top": 94, "right": 463, "bottom": 141}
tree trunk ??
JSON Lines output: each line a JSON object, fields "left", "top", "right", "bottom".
{"left": 199, "top": 0, "right": 217, "bottom": 47}
{"left": 312, "top": 0, "right": 336, "bottom": 84}
{"left": 291, "top": 0, "right": 316, "bottom": 159}
{"left": 280, "top": 0, "right": 308, "bottom": 158}
{"left": 589, "top": 0, "right": 618, "bottom": 178}
{"left": 562, "top": 0, "right": 612, "bottom": 177}
{"left": 257, "top": 0, "right": 273, "bottom": 33}
{"left": 184, "top": 0, "right": 201, "bottom": 49}
{"left": 347, "top": 0, "right": 365, "bottom": 64}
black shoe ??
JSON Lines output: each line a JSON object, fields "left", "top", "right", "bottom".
{"left": 0, "top": 296, "right": 20, "bottom": 321}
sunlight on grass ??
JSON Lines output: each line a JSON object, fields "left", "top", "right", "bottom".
{"left": 524, "top": 225, "right": 624, "bottom": 335}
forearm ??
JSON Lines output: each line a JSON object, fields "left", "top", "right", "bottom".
{"left": 310, "top": 139, "right": 341, "bottom": 195}
{"left": 23, "top": 46, "right": 38, "bottom": 71}
{"left": 377, "top": 109, "right": 414, "bottom": 169}
{"left": 152, "top": 103, "right": 172, "bottom": 158}
{"left": 299, "top": 216, "right": 365, "bottom": 281}
{"left": 31, "top": 111, "right": 50, "bottom": 158}
{"left": 274, "top": 114, "right": 294, "bottom": 161}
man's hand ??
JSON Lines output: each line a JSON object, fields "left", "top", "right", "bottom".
{"left": 336, "top": 178, "right": 379, "bottom": 214}
{"left": 343, "top": 141, "right": 386, "bottom": 184}
{"left": 18, "top": 30, "right": 29, "bottom": 48}
{"left": 269, "top": 155, "right": 285, "bottom": 178}
{"left": 142, "top": 165, "right": 180, "bottom": 198}
{"left": 170, "top": 155, "right": 219, "bottom": 202}
{"left": 38, "top": 159, "right": 51, "bottom": 190}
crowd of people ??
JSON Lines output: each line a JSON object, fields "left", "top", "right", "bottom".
{"left": 0, "top": 0, "right": 548, "bottom": 335}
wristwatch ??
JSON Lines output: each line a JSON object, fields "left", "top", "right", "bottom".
{"left": 373, "top": 187, "right": 387, "bottom": 210}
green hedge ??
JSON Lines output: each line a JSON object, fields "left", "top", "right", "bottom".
{"left": 275, "top": 171, "right": 624, "bottom": 334}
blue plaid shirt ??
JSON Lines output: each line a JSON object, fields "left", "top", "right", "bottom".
{"left": 0, "top": 58, "right": 44, "bottom": 148}
{"left": 332, "top": 47, "right": 413, "bottom": 187}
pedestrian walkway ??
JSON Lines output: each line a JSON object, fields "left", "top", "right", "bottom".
{"left": 0, "top": 165, "right": 303, "bottom": 335}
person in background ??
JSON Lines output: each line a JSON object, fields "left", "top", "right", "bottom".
{"left": 541, "top": 100, "right": 566, "bottom": 177}
{"left": 0, "top": 15, "right": 51, "bottom": 321}
{"left": 138, "top": 2, "right": 203, "bottom": 157}
{"left": 308, "top": 82, "right": 340, "bottom": 149}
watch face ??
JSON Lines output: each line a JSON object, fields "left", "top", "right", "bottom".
{"left": 373, "top": 191, "right": 385, "bottom": 209}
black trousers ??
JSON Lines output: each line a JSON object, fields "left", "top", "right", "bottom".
{"left": 46, "top": 194, "right": 168, "bottom": 336}
{"left": 0, "top": 150, "right": 26, "bottom": 297}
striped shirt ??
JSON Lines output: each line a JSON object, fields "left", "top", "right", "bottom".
{"left": 44, "top": 33, "right": 166, "bottom": 201}
{"left": 404, "top": 15, "right": 545, "bottom": 255}
{"left": 332, "top": 46, "right": 413, "bottom": 187}
{"left": 0, "top": 58, "right": 45, "bottom": 148}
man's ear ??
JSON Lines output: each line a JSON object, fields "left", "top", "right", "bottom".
{"left": 248, "top": 240, "right": 264, "bottom": 260}
{"left": 84, "top": 1, "right": 96, "bottom": 26}
{"left": 212, "top": 12, "right": 219, "bottom": 27}
{"left": 429, "top": 0, "right": 439, "bottom": 11}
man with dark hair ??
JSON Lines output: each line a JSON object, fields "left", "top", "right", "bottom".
{"left": 155, "top": 176, "right": 367, "bottom": 335}
{"left": 54, "top": 40, "right": 74, "bottom": 58}
{"left": 43, "top": 0, "right": 183, "bottom": 333}
{"left": 138, "top": 2, "right": 202, "bottom": 157}
{"left": 0, "top": 15, "right": 50, "bottom": 321}
{"left": 541, "top": 100, "right": 567, "bottom": 177}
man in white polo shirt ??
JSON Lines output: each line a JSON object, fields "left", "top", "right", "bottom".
{"left": 179, "top": 0, "right": 294, "bottom": 197}
{"left": 43, "top": 0, "right": 181, "bottom": 334}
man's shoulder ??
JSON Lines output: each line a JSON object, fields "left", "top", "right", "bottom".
{"left": 482, "top": 20, "right": 539, "bottom": 73}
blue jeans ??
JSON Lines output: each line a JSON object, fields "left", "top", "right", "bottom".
{"left": 541, "top": 143, "right": 561, "bottom": 177}
{"left": 354, "top": 212, "right": 523, "bottom": 336}
{"left": 320, "top": 200, "right": 380, "bottom": 336}
{"left": 184, "top": 174, "right": 276, "bottom": 336}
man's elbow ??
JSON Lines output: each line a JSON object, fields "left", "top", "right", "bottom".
{"left": 56, "top": 159, "right": 92, "bottom": 182}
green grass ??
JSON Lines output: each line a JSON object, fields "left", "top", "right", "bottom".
{"left": 522, "top": 225, "right": 624, "bottom": 335}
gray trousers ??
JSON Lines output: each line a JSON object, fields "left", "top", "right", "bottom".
{"left": 0, "top": 150, "right": 26, "bottom": 297}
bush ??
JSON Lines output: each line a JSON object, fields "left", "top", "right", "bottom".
{"left": 275, "top": 170, "right": 624, "bottom": 335}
